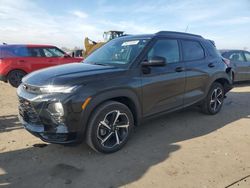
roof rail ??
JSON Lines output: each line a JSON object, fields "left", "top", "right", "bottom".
{"left": 155, "top": 31, "right": 202, "bottom": 38}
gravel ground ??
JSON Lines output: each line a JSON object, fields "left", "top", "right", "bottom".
{"left": 0, "top": 82, "right": 250, "bottom": 188}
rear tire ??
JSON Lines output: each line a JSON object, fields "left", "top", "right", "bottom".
{"left": 7, "top": 70, "right": 26, "bottom": 88}
{"left": 86, "top": 101, "right": 134, "bottom": 153}
{"left": 201, "top": 82, "right": 224, "bottom": 115}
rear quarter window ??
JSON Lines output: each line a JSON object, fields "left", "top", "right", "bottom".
{"left": 181, "top": 40, "right": 205, "bottom": 61}
{"left": 0, "top": 46, "right": 15, "bottom": 58}
{"left": 205, "top": 40, "right": 221, "bottom": 58}
{"left": 0, "top": 46, "right": 29, "bottom": 58}
{"left": 14, "top": 47, "right": 29, "bottom": 57}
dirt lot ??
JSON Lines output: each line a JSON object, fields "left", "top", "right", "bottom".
{"left": 0, "top": 82, "right": 250, "bottom": 188}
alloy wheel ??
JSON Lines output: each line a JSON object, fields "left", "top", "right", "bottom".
{"left": 8, "top": 71, "right": 26, "bottom": 87}
{"left": 210, "top": 87, "right": 223, "bottom": 112}
{"left": 97, "top": 110, "right": 130, "bottom": 149}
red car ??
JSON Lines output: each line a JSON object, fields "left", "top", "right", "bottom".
{"left": 0, "top": 44, "right": 83, "bottom": 87}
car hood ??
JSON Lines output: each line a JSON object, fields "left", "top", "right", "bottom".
{"left": 22, "top": 63, "right": 126, "bottom": 86}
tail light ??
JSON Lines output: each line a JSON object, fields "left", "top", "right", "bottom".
{"left": 222, "top": 58, "right": 230, "bottom": 67}
{"left": 222, "top": 57, "right": 232, "bottom": 75}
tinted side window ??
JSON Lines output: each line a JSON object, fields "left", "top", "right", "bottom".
{"left": 227, "top": 51, "right": 245, "bottom": 62}
{"left": 148, "top": 39, "right": 179, "bottom": 63}
{"left": 29, "top": 48, "right": 45, "bottom": 57}
{"left": 205, "top": 40, "right": 221, "bottom": 57}
{"left": 13, "top": 46, "right": 29, "bottom": 57}
{"left": 42, "top": 47, "right": 65, "bottom": 57}
{"left": 244, "top": 52, "right": 250, "bottom": 62}
{"left": 182, "top": 40, "right": 204, "bottom": 61}
{"left": 0, "top": 46, "right": 29, "bottom": 58}
{"left": 0, "top": 46, "right": 15, "bottom": 58}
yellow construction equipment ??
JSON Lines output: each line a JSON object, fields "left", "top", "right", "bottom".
{"left": 83, "top": 31, "right": 124, "bottom": 58}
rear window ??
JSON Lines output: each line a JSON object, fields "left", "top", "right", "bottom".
{"left": 0, "top": 46, "right": 29, "bottom": 58}
{"left": 182, "top": 40, "right": 205, "bottom": 61}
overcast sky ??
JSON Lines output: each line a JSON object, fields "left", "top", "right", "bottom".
{"left": 0, "top": 0, "right": 250, "bottom": 49}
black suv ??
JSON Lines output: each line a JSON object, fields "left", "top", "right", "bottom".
{"left": 17, "top": 31, "right": 233, "bottom": 153}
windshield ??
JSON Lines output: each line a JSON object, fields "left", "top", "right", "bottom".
{"left": 84, "top": 38, "right": 149, "bottom": 67}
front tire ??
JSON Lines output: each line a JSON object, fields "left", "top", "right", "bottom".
{"left": 86, "top": 101, "right": 134, "bottom": 153}
{"left": 7, "top": 70, "right": 26, "bottom": 88}
{"left": 201, "top": 82, "right": 224, "bottom": 115}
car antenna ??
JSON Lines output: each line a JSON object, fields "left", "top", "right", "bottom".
{"left": 185, "top": 25, "right": 189, "bottom": 33}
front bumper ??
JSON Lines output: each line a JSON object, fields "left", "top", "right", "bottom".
{"left": 17, "top": 84, "right": 85, "bottom": 144}
{"left": 18, "top": 113, "right": 77, "bottom": 144}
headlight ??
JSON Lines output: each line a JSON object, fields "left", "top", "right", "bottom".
{"left": 39, "top": 85, "right": 78, "bottom": 94}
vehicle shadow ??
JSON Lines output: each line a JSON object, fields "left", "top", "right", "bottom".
{"left": 0, "top": 90, "right": 250, "bottom": 188}
{"left": 0, "top": 115, "right": 23, "bottom": 132}
{"left": 234, "top": 80, "right": 250, "bottom": 88}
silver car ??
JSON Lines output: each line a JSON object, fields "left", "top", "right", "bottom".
{"left": 220, "top": 50, "right": 250, "bottom": 82}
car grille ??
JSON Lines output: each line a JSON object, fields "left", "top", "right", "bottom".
{"left": 18, "top": 97, "right": 41, "bottom": 124}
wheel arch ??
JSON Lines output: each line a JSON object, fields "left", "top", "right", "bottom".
{"left": 7, "top": 69, "right": 28, "bottom": 87}
{"left": 7, "top": 69, "right": 27, "bottom": 78}
{"left": 106, "top": 96, "right": 139, "bottom": 125}
{"left": 210, "top": 76, "right": 232, "bottom": 94}
{"left": 89, "top": 89, "right": 141, "bottom": 125}
{"left": 78, "top": 89, "right": 142, "bottom": 140}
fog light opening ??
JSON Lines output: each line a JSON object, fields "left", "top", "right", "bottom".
{"left": 54, "top": 102, "right": 64, "bottom": 116}
{"left": 48, "top": 102, "right": 64, "bottom": 116}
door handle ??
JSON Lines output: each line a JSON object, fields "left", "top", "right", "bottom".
{"left": 175, "top": 67, "right": 185, "bottom": 72}
{"left": 19, "top": 60, "right": 25, "bottom": 63}
{"left": 208, "top": 63, "right": 215, "bottom": 68}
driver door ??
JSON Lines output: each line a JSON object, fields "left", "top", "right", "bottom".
{"left": 42, "top": 47, "right": 65, "bottom": 66}
{"left": 141, "top": 38, "right": 186, "bottom": 117}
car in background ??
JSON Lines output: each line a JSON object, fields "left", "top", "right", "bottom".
{"left": 0, "top": 44, "right": 83, "bottom": 87}
{"left": 220, "top": 50, "right": 250, "bottom": 82}
{"left": 71, "top": 49, "right": 84, "bottom": 58}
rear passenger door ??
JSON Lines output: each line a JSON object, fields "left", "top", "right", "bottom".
{"left": 181, "top": 40, "right": 209, "bottom": 105}
{"left": 242, "top": 51, "right": 250, "bottom": 80}
{"left": 226, "top": 51, "right": 248, "bottom": 81}
{"left": 141, "top": 38, "right": 186, "bottom": 116}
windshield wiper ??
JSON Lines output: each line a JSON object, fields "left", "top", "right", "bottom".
{"left": 92, "top": 62, "right": 108, "bottom": 66}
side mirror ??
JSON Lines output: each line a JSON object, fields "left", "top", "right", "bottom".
{"left": 141, "top": 56, "right": 166, "bottom": 67}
